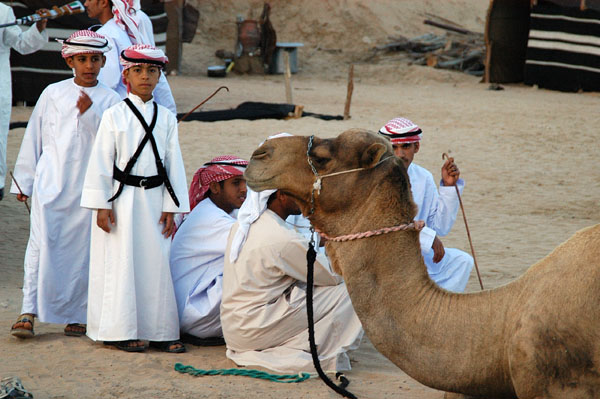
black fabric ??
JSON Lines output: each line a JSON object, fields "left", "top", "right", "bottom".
{"left": 524, "top": 0, "right": 600, "bottom": 92}
{"left": 112, "top": 166, "right": 164, "bottom": 189}
{"left": 177, "top": 102, "right": 343, "bottom": 122}
{"left": 114, "top": 98, "right": 180, "bottom": 207}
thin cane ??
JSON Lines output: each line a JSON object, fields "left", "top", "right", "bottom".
{"left": 9, "top": 171, "right": 31, "bottom": 214}
{"left": 177, "top": 86, "right": 229, "bottom": 123}
{"left": 442, "top": 153, "right": 484, "bottom": 290}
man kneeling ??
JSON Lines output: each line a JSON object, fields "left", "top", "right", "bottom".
{"left": 222, "top": 185, "right": 364, "bottom": 373}
{"left": 170, "top": 156, "right": 248, "bottom": 344}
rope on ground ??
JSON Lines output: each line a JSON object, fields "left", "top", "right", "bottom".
{"left": 174, "top": 363, "right": 310, "bottom": 383}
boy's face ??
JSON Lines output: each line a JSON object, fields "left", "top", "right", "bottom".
{"left": 210, "top": 176, "right": 247, "bottom": 213}
{"left": 65, "top": 53, "right": 106, "bottom": 87}
{"left": 393, "top": 142, "right": 420, "bottom": 169}
{"left": 123, "top": 64, "right": 160, "bottom": 102}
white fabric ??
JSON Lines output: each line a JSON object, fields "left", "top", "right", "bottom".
{"left": 221, "top": 209, "right": 364, "bottom": 373}
{"left": 58, "top": 31, "right": 110, "bottom": 58}
{"left": 228, "top": 187, "right": 275, "bottom": 262}
{"left": 408, "top": 163, "right": 473, "bottom": 292}
{"left": 170, "top": 198, "right": 236, "bottom": 338}
{"left": 0, "top": 4, "right": 48, "bottom": 189}
{"left": 97, "top": 18, "right": 177, "bottom": 115}
{"left": 81, "top": 93, "right": 189, "bottom": 341}
{"left": 10, "top": 78, "right": 120, "bottom": 323}
{"left": 111, "top": 0, "right": 143, "bottom": 44}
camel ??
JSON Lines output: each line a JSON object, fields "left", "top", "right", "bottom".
{"left": 244, "top": 129, "right": 600, "bottom": 399}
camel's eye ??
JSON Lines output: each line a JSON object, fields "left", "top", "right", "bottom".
{"left": 311, "top": 155, "right": 330, "bottom": 168}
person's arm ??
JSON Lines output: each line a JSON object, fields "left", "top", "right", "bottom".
{"left": 10, "top": 90, "right": 47, "bottom": 197}
{"left": 80, "top": 110, "right": 117, "bottom": 210}
{"left": 96, "top": 36, "right": 122, "bottom": 94}
{"left": 162, "top": 112, "right": 189, "bottom": 213}
{"left": 3, "top": 8, "right": 48, "bottom": 54}
{"left": 279, "top": 238, "right": 342, "bottom": 286}
{"left": 421, "top": 170, "right": 462, "bottom": 237}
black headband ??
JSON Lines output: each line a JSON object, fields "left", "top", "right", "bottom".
{"left": 120, "top": 51, "right": 166, "bottom": 67}
{"left": 64, "top": 39, "right": 109, "bottom": 49}
{"left": 378, "top": 128, "right": 422, "bottom": 138}
{"left": 203, "top": 161, "right": 248, "bottom": 167}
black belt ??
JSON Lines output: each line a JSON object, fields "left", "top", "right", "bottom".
{"left": 113, "top": 165, "right": 164, "bottom": 189}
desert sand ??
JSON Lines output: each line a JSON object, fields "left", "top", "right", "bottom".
{"left": 1, "top": 1, "right": 599, "bottom": 398}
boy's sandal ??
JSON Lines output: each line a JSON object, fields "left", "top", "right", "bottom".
{"left": 0, "top": 376, "right": 34, "bottom": 399}
{"left": 149, "top": 340, "right": 186, "bottom": 353}
{"left": 10, "top": 314, "right": 34, "bottom": 339}
{"left": 104, "top": 340, "right": 146, "bottom": 352}
{"left": 64, "top": 323, "right": 86, "bottom": 337}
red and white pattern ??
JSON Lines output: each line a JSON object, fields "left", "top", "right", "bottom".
{"left": 188, "top": 155, "right": 248, "bottom": 210}
{"left": 58, "top": 30, "right": 110, "bottom": 58}
{"left": 112, "top": 0, "right": 142, "bottom": 44}
{"left": 378, "top": 117, "right": 422, "bottom": 144}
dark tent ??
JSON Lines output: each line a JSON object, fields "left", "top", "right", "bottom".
{"left": 485, "top": 0, "right": 600, "bottom": 92}
{"left": 3, "top": 0, "right": 167, "bottom": 104}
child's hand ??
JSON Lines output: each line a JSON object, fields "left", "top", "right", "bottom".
{"left": 159, "top": 212, "right": 175, "bottom": 238}
{"left": 77, "top": 91, "right": 93, "bottom": 114}
{"left": 97, "top": 209, "right": 115, "bottom": 233}
{"left": 16, "top": 194, "right": 29, "bottom": 202}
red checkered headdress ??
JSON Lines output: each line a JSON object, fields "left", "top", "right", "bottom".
{"left": 188, "top": 155, "right": 248, "bottom": 211}
{"left": 378, "top": 117, "right": 422, "bottom": 144}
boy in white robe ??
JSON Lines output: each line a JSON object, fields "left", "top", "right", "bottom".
{"left": 84, "top": 0, "right": 177, "bottom": 114}
{"left": 10, "top": 30, "right": 120, "bottom": 338}
{"left": 222, "top": 164, "right": 363, "bottom": 373}
{"left": 81, "top": 44, "right": 189, "bottom": 353}
{"left": 170, "top": 156, "right": 248, "bottom": 344}
{"left": 378, "top": 117, "right": 474, "bottom": 292}
{"left": 0, "top": 4, "right": 48, "bottom": 200}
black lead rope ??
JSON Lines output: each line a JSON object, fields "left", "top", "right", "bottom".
{"left": 306, "top": 239, "right": 358, "bottom": 399}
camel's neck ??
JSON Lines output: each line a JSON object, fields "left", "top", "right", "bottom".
{"left": 316, "top": 177, "right": 516, "bottom": 396}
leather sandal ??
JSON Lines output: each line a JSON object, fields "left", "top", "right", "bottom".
{"left": 104, "top": 340, "right": 146, "bottom": 352}
{"left": 10, "top": 314, "right": 34, "bottom": 339}
{"left": 149, "top": 340, "right": 186, "bottom": 353}
{"left": 64, "top": 323, "right": 86, "bottom": 337}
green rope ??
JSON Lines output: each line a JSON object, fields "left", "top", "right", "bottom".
{"left": 174, "top": 363, "right": 310, "bottom": 383}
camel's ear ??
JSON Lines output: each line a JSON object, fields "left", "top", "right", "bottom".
{"left": 360, "top": 142, "right": 388, "bottom": 168}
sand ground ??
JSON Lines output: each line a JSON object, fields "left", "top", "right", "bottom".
{"left": 1, "top": 1, "right": 599, "bottom": 398}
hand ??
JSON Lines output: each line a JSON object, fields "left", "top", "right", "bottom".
{"left": 441, "top": 157, "right": 460, "bottom": 187}
{"left": 16, "top": 193, "right": 29, "bottom": 202}
{"left": 159, "top": 212, "right": 175, "bottom": 238}
{"left": 97, "top": 209, "right": 115, "bottom": 233}
{"left": 77, "top": 91, "right": 93, "bottom": 114}
{"left": 431, "top": 236, "right": 445, "bottom": 263}
{"left": 34, "top": 9, "right": 49, "bottom": 32}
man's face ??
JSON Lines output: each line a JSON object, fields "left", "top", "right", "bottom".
{"left": 84, "top": 0, "right": 103, "bottom": 20}
{"left": 393, "top": 142, "right": 420, "bottom": 169}
{"left": 211, "top": 176, "right": 247, "bottom": 213}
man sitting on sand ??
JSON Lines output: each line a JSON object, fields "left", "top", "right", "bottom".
{"left": 221, "top": 134, "right": 363, "bottom": 373}
{"left": 170, "top": 155, "right": 248, "bottom": 345}
{"left": 378, "top": 117, "right": 473, "bottom": 292}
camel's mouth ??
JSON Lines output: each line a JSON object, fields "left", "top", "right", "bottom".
{"left": 244, "top": 164, "right": 278, "bottom": 192}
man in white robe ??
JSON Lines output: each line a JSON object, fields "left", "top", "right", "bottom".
{"left": 0, "top": 4, "right": 48, "bottom": 200}
{"left": 378, "top": 117, "right": 474, "bottom": 292}
{"left": 81, "top": 44, "right": 189, "bottom": 352}
{"left": 222, "top": 183, "right": 364, "bottom": 373}
{"left": 9, "top": 30, "right": 120, "bottom": 338}
{"left": 170, "top": 156, "right": 248, "bottom": 344}
{"left": 84, "top": 0, "right": 177, "bottom": 114}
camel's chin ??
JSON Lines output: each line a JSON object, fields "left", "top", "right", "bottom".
{"left": 246, "top": 178, "right": 277, "bottom": 192}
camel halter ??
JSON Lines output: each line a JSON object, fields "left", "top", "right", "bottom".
{"left": 305, "top": 135, "right": 422, "bottom": 240}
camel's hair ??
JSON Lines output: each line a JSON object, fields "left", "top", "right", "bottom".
{"left": 244, "top": 129, "right": 600, "bottom": 399}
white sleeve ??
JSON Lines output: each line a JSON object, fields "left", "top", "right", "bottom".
{"left": 162, "top": 113, "right": 189, "bottom": 212}
{"left": 280, "top": 238, "right": 342, "bottom": 287}
{"left": 80, "top": 110, "right": 117, "bottom": 209}
{"left": 3, "top": 9, "right": 48, "bottom": 54}
{"left": 97, "top": 37, "right": 122, "bottom": 93}
{"left": 10, "top": 92, "right": 46, "bottom": 196}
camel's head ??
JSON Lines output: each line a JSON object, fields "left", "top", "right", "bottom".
{"left": 246, "top": 129, "right": 416, "bottom": 224}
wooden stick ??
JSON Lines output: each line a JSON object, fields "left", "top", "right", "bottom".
{"left": 9, "top": 171, "right": 30, "bottom": 214}
{"left": 284, "top": 52, "right": 293, "bottom": 104}
{"left": 343, "top": 64, "right": 354, "bottom": 120}
{"left": 177, "top": 86, "right": 229, "bottom": 123}
{"left": 442, "top": 153, "right": 484, "bottom": 290}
